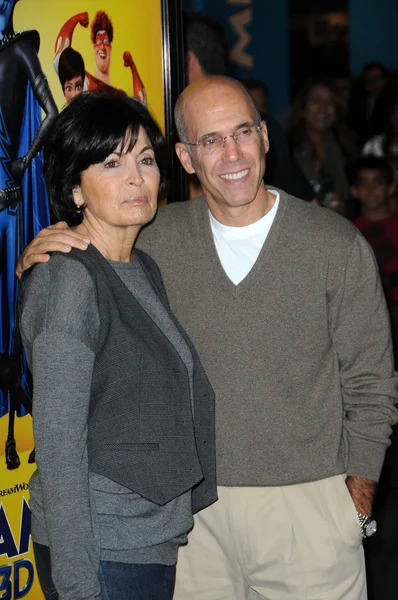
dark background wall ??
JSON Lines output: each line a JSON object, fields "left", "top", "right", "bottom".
{"left": 183, "top": 0, "right": 398, "bottom": 115}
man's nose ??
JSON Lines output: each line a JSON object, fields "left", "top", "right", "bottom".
{"left": 221, "top": 136, "right": 242, "bottom": 161}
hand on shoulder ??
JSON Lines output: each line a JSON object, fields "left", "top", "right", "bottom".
{"left": 16, "top": 221, "right": 90, "bottom": 280}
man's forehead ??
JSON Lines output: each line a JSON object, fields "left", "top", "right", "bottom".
{"left": 184, "top": 86, "right": 254, "bottom": 135}
{"left": 358, "top": 169, "right": 386, "bottom": 181}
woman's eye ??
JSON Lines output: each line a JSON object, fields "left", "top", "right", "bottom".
{"left": 140, "top": 156, "right": 154, "bottom": 166}
{"left": 104, "top": 160, "right": 119, "bottom": 168}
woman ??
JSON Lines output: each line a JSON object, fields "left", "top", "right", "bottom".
{"left": 290, "top": 79, "right": 357, "bottom": 213}
{"left": 18, "top": 93, "right": 216, "bottom": 600}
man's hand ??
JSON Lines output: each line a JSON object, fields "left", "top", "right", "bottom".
{"left": 16, "top": 222, "right": 90, "bottom": 280}
{"left": 346, "top": 475, "right": 376, "bottom": 516}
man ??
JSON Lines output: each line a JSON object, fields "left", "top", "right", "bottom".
{"left": 184, "top": 11, "right": 314, "bottom": 202}
{"left": 17, "top": 76, "right": 398, "bottom": 599}
{"left": 183, "top": 10, "right": 229, "bottom": 85}
{"left": 349, "top": 62, "right": 395, "bottom": 145}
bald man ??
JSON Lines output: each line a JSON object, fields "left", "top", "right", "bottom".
{"left": 18, "top": 76, "right": 398, "bottom": 600}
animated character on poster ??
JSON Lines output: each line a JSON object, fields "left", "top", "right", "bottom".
{"left": 0, "top": 0, "right": 58, "bottom": 469}
{"left": 57, "top": 46, "right": 85, "bottom": 102}
{"left": 54, "top": 10, "right": 146, "bottom": 103}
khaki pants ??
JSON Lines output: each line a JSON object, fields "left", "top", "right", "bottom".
{"left": 174, "top": 476, "right": 366, "bottom": 599}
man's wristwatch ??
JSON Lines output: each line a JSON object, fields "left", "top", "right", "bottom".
{"left": 357, "top": 511, "right": 377, "bottom": 538}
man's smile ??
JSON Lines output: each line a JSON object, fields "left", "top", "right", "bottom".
{"left": 220, "top": 169, "right": 249, "bottom": 181}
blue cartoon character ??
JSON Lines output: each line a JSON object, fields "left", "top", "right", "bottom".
{"left": 0, "top": 0, "right": 58, "bottom": 468}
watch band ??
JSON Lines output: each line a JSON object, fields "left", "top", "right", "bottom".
{"left": 357, "top": 511, "right": 377, "bottom": 538}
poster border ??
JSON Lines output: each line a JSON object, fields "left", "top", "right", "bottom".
{"left": 162, "top": 0, "right": 187, "bottom": 203}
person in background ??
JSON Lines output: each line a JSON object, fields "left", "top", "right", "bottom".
{"left": 183, "top": 10, "right": 228, "bottom": 85}
{"left": 242, "top": 77, "right": 315, "bottom": 201}
{"left": 241, "top": 77, "right": 269, "bottom": 116}
{"left": 18, "top": 92, "right": 216, "bottom": 600}
{"left": 350, "top": 155, "right": 398, "bottom": 600}
{"left": 17, "top": 75, "right": 398, "bottom": 600}
{"left": 349, "top": 62, "right": 396, "bottom": 146}
{"left": 351, "top": 156, "right": 398, "bottom": 344}
{"left": 290, "top": 78, "right": 357, "bottom": 213}
{"left": 183, "top": 10, "right": 229, "bottom": 199}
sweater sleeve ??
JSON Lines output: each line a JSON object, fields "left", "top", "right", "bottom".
{"left": 20, "top": 257, "right": 102, "bottom": 600}
{"left": 328, "top": 232, "right": 398, "bottom": 481}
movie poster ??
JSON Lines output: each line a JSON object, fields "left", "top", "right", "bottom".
{"left": 0, "top": 1, "right": 167, "bottom": 598}
{"left": 16, "top": 0, "right": 165, "bottom": 124}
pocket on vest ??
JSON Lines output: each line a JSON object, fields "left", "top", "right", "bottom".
{"left": 98, "top": 443, "right": 159, "bottom": 452}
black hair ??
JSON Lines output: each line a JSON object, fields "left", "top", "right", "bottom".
{"left": 241, "top": 77, "right": 269, "bottom": 98}
{"left": 58, "top": 48, "right": 85, "bottom": 89}
{"left": 183, "top": 11, "right": 228, "bottom": 76}
{"left": 348, "top": 156, "right": 394, "bottom": 186}
{"left": 44, "top": 92, "right": 168, "bottom": 225}
{"left": 241, "top": 77, "right": 269, "bottom": 117}
{"left": 362, "top": 61, "right": 388, "bottom": 78}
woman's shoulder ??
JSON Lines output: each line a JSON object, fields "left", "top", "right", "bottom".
{"left": 20, "top": 253, "right": 99, "bottom": 344}
{"left": 23, "top": 252, "right": 94, "bottom": 298}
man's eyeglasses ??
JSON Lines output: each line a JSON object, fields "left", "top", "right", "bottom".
{"left": 184, "top": 124, "right": 262, "bottom": 155}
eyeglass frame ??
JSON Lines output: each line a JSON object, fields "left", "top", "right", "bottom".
{"left": 183, "top": 123, "right": 263, "bottom": 153}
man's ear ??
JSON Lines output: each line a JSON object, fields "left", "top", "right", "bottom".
{"left": 175, "top": 142, "right": 196, "bottom": 175}
{"left": 260, "top": 120, "right": 270, "bottom": 154}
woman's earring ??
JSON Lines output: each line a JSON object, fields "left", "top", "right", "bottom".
{"left": 72, "top": 187, "right": 85, "bottom": 213}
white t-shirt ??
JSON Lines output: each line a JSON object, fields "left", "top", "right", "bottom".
{"left": 209, "top": 190, "right": 280, "bottom": 284}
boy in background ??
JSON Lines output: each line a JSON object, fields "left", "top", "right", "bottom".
{"left": 351, "top": 156, "right": 398, "bottom": 307}
{"left": 351, "top": 155, "right": 398, "bottom": 600}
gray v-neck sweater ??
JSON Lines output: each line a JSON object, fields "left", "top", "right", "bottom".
{"left": 137, "top": 189, "right": 398, "bottom": 486}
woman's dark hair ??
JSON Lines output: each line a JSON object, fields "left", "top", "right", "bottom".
{"left": 58, "top": 48, "right": 85, "bottom": 89}
{"left": 289, "top": 78, "right": 358, "bottom": 160}
{"left": 44, "top": 92, "right": 168, "bottom": 225}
